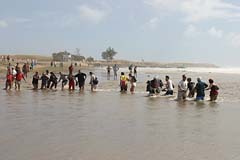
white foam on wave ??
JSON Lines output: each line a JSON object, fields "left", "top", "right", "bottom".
{"left": 137, "top": 67, "right": 240, "bottom": 74}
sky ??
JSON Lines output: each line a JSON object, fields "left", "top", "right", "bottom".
{"left": 1, "top": 0, "right": 240, "bottom": 66}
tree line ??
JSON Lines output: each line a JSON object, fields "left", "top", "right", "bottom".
{"left": 52, "top": 47, "right": 118, "bottom": 62}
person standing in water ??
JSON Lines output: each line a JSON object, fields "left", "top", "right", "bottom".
{"left": 128, "top": 64, "right": 133, "bottom": 74}
{"left": 32, "top": 72, "right": 39, "bottom": 90}
{"left": 45, "top": 70, "right": 51, "bottom": 88}
{"left": 207, "top": 79, "right": 219, "bottom": 101}
{"left": 49, "top": 72, "right": 58, "bottom": 89}
{"left": 134, "top": 66, "right": 137, "bottom": 78}
{"left": 129, "top": 74, "right": 137, "bottom": 94}
{"left": 75, "top": 70, "right": 87, "bottom": 91}
{"left": 22, "top": 63, "right": 28, "bottom": 78}
{"left": 177, "top": 75, "right": 188, "bottom": 101}
{"left": 195, "top": 77, "right": 208, "bottom": 101}
{"left": 120, "top": 72, "right": 129, "bottom": 92}
{"left": 40, "top": 73, "right": 49, "bottom": 89}
{"left": 113, "top": 64, "right": 119, "bottom": 80}
{"left": 58, "top": 72, "right": 68, "bottom": 90}
{"left": 187, "top": 78, "right": 195, "bottom": 98}
{"left": 4, "top": 70, "right": 13, "bottom": 90}
{"left": 164, "top": 75, "right": 174, "bottom": 95}
{"left": 69, "top": 63, "right": 74, "bottom": 75}
{"left": 89, "top": 72, "right": 98, "bottom": 92}
{"left": 107, "top": 65, "right": 111, "bottom": 80}
{"left": 15, "top": 70, "right": 26, "bottom": 90}
{"left": 68, "top": 74, "right": 75, "bottom": 90}
{"left": 15, "top": 63, "right": 20, "bottom": 72}
{"left": 12, "top": 67, "right": 17, "bottom": 89}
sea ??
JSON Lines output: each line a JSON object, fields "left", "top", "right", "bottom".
{"left": 0, "top": 67, "right": 240, "bottom": 160}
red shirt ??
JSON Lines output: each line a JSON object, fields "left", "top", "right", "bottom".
{"left": 7, "top": 74, "right": 13, "bottom": 82}
{"left": 16, "top": 73, "right": 24, "bottom": 81}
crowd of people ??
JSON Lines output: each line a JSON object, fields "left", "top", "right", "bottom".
{"left": 2, "top": 62, "right": 219, "bottom": 102}
{"left": 3, "top": 63, "right": 98, "bottom": 92}
{"left": 145, "top": 74, "right": 219, "bottom": 101}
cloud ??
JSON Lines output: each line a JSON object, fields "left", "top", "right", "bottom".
{"left": 145, "top": 17, "right": 160, "bottom": 30}
{"left": 144, "top": 0, "right": 181, "bottom": 10}
{"left": 181, "top": 0, "right": 240, "bottom": 22}
{"left": 15, "top": 18, "right": 31, "bottom": 23}
{"left": 0, "top": 20, "right": 8, "bottom": 28}
{"left": 184, "top": 24, "right": 200, "bottom": 37}
{"left": 227, "top": 32, "right": 240, "bottom": 48}
{"left": 208, "top": 27, "right": 223, "bottom": 38}
{"left": 144, "top": 0, "right": 240, "bottom": 22}
{"left": 77, "top": 5, "right": 108, "bottom": 24}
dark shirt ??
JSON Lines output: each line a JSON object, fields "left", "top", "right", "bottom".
{"left": 50, "top": 74, "right": 57, "bottom": 83}
{"left": 150, "top": 79, "right": 163, "bottom": 88}
{"left": 195, "top": 81, "right": 208, "bottom": 97}
{"left": 41, "top": 75, "right": 49, "bottom": 84}
{"left": 188, "top": 82, "right": 195, "bottom": 91}
{"left": 32, "top": 75, "right": 39, "bottom": 84}
{"left": 75, "top": 73, "right": 87, "bottom": 83}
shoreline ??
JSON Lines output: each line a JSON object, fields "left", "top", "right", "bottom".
{"left": 0, "top": 54, "right": 218, "bottom": 70}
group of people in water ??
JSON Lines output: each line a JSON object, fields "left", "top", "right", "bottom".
{"left": 144, "top": 74, "right": 219, "bottom": 101}
{"left": 3, "top": 62, "right": 219, "bottom": 102}
{"left": 4, "top": 63, "right": 98, "bottom": 92}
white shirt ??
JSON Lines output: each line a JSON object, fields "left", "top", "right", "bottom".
{"left": 178, "top": 80, "right": 187, "bottom": 92}
{"left": 12, "top": 69, "right": 17, "bottom": 76}
{"left": 167, "top": 79, "right": 174, "bottom": 90}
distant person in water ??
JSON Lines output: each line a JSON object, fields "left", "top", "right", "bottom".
{"left": 75, "top": 70, "right": 87, "bottom": 91}
{"left": 15, "top": 70, "right": 26, "bottom": 90}
{"left": 6, "top": 63, "right": 12, "bottom": 73}
{"left": 49, "top": 72, "right": 58, "bottom": 89}
{"left": 7, "top": 55, "right": 10, "bottom": 62}
{"left": 89, "top": 72, "right": 98, "bottom": 91}
{"left": 68, "top": 74, "right": 75, "bottom": 90}
{"left": 40, "top": 73, "right": 49, "bottom": 89}
{"left": 146, "top": 76, "right": 162, "bottom": 95}
{"left": 187, "top": 78, "right": 195, "bottom": 98}
{"left": 58, "top": 72, "right": 68, "bottom": 90}
{"left": 69, "top": 63, "right": 74, "bottom": 75}
{"left": 12, "top": 67, "right": 17, "bottom": 89}
{"left": 177, "top": 75, "right": 188, "bottom": 101}
{"left": 4, "top": 70, "right": 13, "bottom": 90}
{"left": 164, "top": 75, "right": 174, "bottom": 95}
{"left": 113, "top": 64, "right": 119, "bottom": 80}
{"left": 32, "top": 72, "right": 39, "bottom": 90}
{"left": 15, "top": 63, "right": 20, "bottom": 72}
{"left": 195, "top": 77, "right": 208, "bottom": 101}
{"left": 120, "top": 72, "right": 128, "bottom": 92}
{"left": 46, "top": 70, "right": 51, "bottom": 88}
{"left": 107, "top": 65, "right": 111, "bottom": 80}
{"left": 134, "top": 66, "right": 137, "bottom": 78}
{"left": 22, "top": 63, "right": 28, "bottom": 78}
{"left": 207, "top": 79, "right": 219, "bottom": 101}
{"left": 129, "top": 74, "right": 137, "bottom": 94}
{"left": 128, "top": 64, "right": 133, "bottom": 74}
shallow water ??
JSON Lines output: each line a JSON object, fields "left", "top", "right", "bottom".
{"left": 1, "top": 68, "right": 240, "bottom": 160}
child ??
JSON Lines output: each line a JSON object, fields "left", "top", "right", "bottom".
{"left": 187, "top": 78, "right": 195, "bottom": 98}
{"left": 120, "top": 72, "right": 128, "bottom": 92}
{"left": 207, "top": 79, "right": 219, "bottom": 101}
